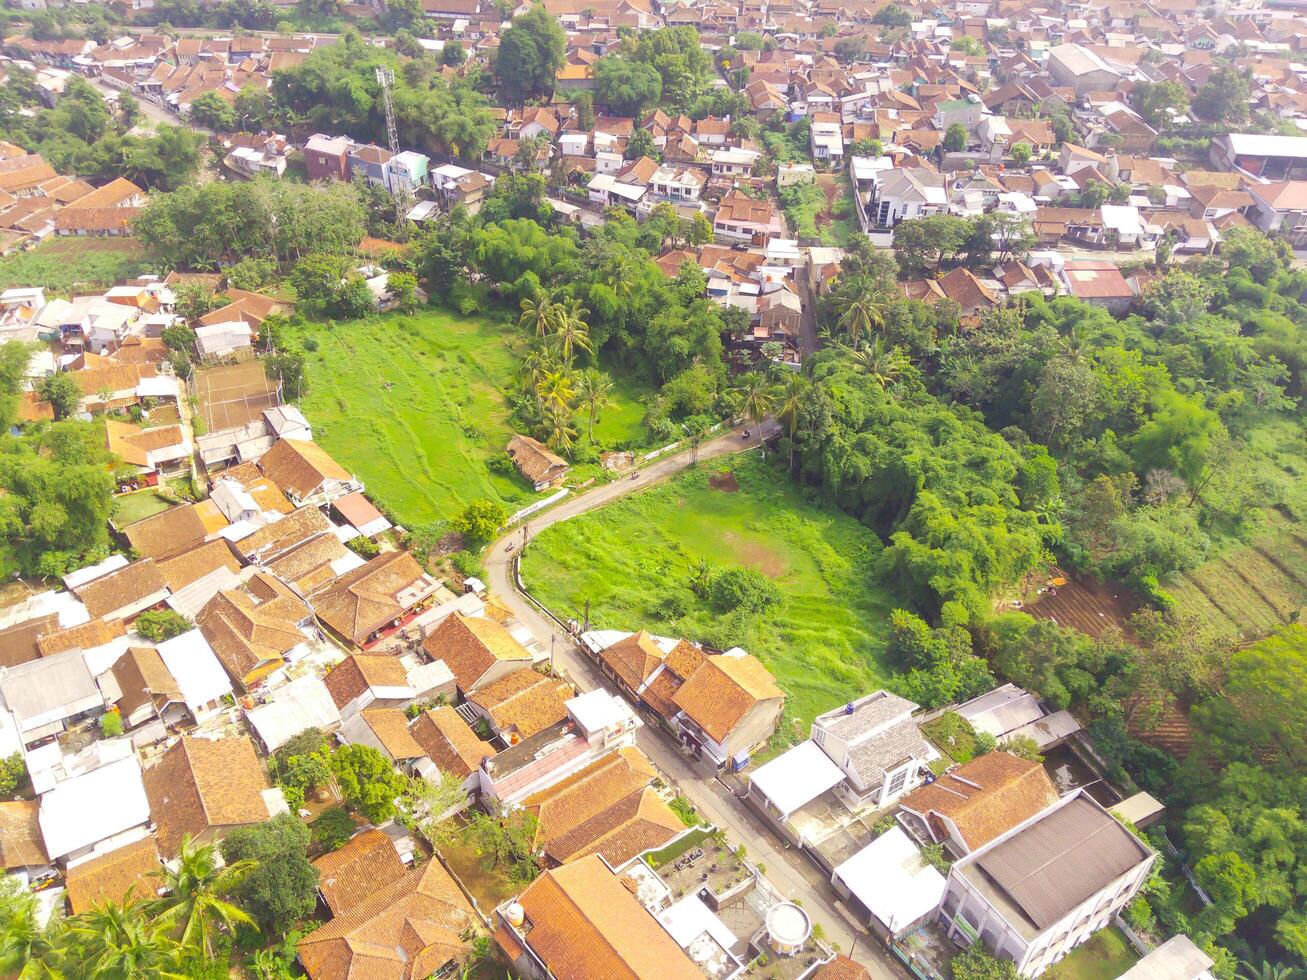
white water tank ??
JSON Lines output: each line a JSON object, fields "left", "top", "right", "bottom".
{"left": 765, "top": 902, "right": 811, "bottom": 955}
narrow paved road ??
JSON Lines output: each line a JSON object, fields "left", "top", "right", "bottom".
{"left": 483, "top": 424, "right": 903, "bottom": 979}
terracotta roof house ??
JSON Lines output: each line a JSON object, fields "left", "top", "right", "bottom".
{"left": 935, "top": 267, "right": 999, "bottom": 317}
{"left": 898, "top": 751, "right": 1060, "bottom": 856}
{"left": 64, "top": 836, "right": 162, "bottom": 914}
{"left": 523, "top": 746, "right": 683, "bottom": 867}
{"left": 324, "top": 653, "right": 409, "bottom": 713}
{"left": 312, "top": 828, "right": 406, "bottom": 917}
{"left": 197, "top": 573, "right": 310, "bottom": 688}
{"left": 231, "top": 506, "right": 332, "bottom": 565}
{"left": 671, "top": 649, "right": 785, "bottom": 768}
{"left": 71, "top": 559, "right": 169, "bottom": 622}
{"left": 342, "top": 707, "right": 427, "bottom": 764}
{"left": 409, "top": 705, "right": 496, "bottom": 784}
{"left": 297, "top": 857, "right": 479, "bottom": 980}
{"left": 311, "top": 550, "right": 439, "bottom": 649}
{"left": 35, "top": 616, "right": 125, "bottom": 658}
{"left": 157, "top": 539, "right": 242, "bottom": 592}
{"left": 0, "top": 800, "right": 49, "bottom": 871}
{"left": 257, "top": 438, "right": 361, "bottom": 507}
{"left": 422, "top": 614, "right": 533, "bottom": 695}
{"left": 505, "top": 434, "right": 569, "bottom": 491}
{"left": 121, "top": 503, "right": 211, "bottom": 561}
{"left": 598, "top": 630, "right": 667, "bottom": 696}
{"left": 111, "top": 646, "right": 185, "bottom": 730}
{"left": 497, "top": 854, "right": 700, "bottom": 979}
{"left": 466, "top": 669, "right": 574, "bottom": 743}
{"left": 143, "top": 735, "right": 277, "bottom": 857}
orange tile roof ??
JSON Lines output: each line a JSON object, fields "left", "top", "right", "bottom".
{"left": 422, "top": 614, "right": 532, "bottom": 692}
{"left": 409, "top": 706, "right": 495, "bottom": 778}
{"left": 142, "top": 736, "right": 271, "bottom": 857}
{"left": 36, "top": 616, "right": 125, "bottom": 657}
{"left": 672, "top": 652, "right": 783, "bottom": 744}
{"left": 598, "top": 630, "right": 665, "bottom": 692}
{"left": 516, "top": 855, "right": 700, "bottom": 979}
{"left": 64, "top": 837, "right": 162, "bottom": 913}
{"left": 312, "top": 827, "right": 405, "bottom": 917}
{"left": 468, "top": 670, "right": 573, "bottom": 740}
{"left": 899, "top": 751, "right": 1059, "bottom": 852}
{"left": 361, "top": 707, "right": 427, "bottom": 761}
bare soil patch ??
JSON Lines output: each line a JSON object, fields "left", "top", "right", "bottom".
{"left": 709, "top": 470, "right": 740, "bottom": 492}
{"left": 194, "top": 359, "right": 281, "bottom": 431}
{"left": 721, "top": 531, "right": 788, "bottom": 578}
{"left": 1024, "top": 568, "right": 1138, "bottom": 639}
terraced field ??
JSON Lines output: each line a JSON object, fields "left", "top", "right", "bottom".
{"left": 1164, "top": 511, "right": 1307, "bottom": 640}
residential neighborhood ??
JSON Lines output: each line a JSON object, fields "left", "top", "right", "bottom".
{"left": 0, "top": 0, "right": 1301, "bottom": 978}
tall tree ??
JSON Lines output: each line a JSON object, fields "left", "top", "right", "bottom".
{"left": 495, "top": 5, "right": 566, "bottom": 103}
{"left": 146, "top": 836, "right": 257, "bottom": 957}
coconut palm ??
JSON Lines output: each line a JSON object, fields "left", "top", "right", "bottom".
{"left": 64, "top": 902, "right": 187, "bottom": 980}
{"left": 773, "top": 373, "right": 808, "bottom": 470}
{"left": 552, "top": 298, "right": 593, "bottom": 362}
{"left": 849, "top": 339, "right": 908, "bottom": 390}
{"left": 736, "top": 372, "right": 774, "bottom": 432}
{"left": 542, "top": 405, "right": 578, "bottom": 455}
{"left": 146, "top": 835, "right": 257, "bottom": 957}
{"left": 0, "top": 879, "right": 64, "bottom": 978}
{"left": 838, "top": 291, "right": 885, "bottom": 345}
{"left": 518, "top": 294, "right": 558, "bottom": 338}
{"left": 1239, "top": 961, "right": 1304, "bottom": 980}
{"left": 574, "top": 369, "right": 614, "bottom": 442}
{"left": 534, "top": 369, "right": 576, "bottom": 414}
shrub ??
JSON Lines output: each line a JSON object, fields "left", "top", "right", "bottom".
{"left": 310, "top": 807, "right": 357, "bottom": 853}
{"left": 0, "top": 754, "right": 27, "bottom": 798}
{"left": 450, "top": 549, "right": 484, "bottom": 580}
{"left": 100, "top": 711, "right": 124, "bottom": 737}
{"left": 133, "top": 609, "right": 192, "bottom": 642}
{"left": 668, "top": 794, "right": 704, "bottom": 827}
{"left": 709, "top": 567, "right": 780, "bottom": 614}
{"left": 345, "top": 535, "right": 380, "bottom": 558}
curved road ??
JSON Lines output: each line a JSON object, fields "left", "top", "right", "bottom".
{"left": 483, "top": 423, "right": 903, "bottom": 979}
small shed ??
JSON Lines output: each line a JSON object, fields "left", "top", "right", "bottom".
{"left": 506, "top": 434, "right": 569, "bottom": 491}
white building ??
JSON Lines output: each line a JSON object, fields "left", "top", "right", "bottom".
{"left": 810, "top": 691, "right": 934, "bottom": 809}
{"left": 938, "top": 790, "right": 1155, "bottom": 976}
{"left": 832, "top": 827, "right": 947, "bottom": 938}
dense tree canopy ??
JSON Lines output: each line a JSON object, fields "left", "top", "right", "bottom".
{"left": 494, "top": 5, "right": 567, "bottom": 103}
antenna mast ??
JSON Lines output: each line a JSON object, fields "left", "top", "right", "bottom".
{"left": 374, "top": 66, "right": 412, "bottom": 217}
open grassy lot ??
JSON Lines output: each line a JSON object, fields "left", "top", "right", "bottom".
{"left": 1044, "top": 927, "right": 1139, "bottom": 980}
{"left": 290, "top": 310, "right": 648, "bottom": 528}
{"left": 521, "top": 456, "right": 897, "bottom": 733}
{"left": 0, "top": 237, "right": 154, "bottom": 292}
{"left": 113, "top": 489, "right": 175, "bottom": 526}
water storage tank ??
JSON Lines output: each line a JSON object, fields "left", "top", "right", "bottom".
{"left": 765, "top": 902, "right": 811, "bottom": 955}
{"left": 503, "top": 902, "right": 525, "bottom": 928}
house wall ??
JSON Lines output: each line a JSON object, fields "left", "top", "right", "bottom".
{"left": 724, "top": 697, "right": 785, "bottom": 762}
{"left": 304, "top": 150, "right": 348, "bottom": 183}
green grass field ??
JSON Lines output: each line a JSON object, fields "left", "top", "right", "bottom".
{"left": 113, "top": 489, "right": 175, "bottom": 526}
{"left": 1045, "top": 927, "right": 1140, "bottom": 980}
{"left": 290, "top": 310, "right": 648, "bottom": 528}
{"left": 0, "top": 237, "right": 154, "bottom": 292}
{"left": 521, "top": 455, "right": 897, "bottom": 732}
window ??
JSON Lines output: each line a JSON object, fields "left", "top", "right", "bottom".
{"left": 886, "top": 768, "right": 908, "bottom": 798}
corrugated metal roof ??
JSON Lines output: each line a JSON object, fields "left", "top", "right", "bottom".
{"left": 974, "top": 795, "right": 1151, "bottom": 930}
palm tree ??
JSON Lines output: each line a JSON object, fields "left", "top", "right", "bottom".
{"left": 64, "top": 902, "right": 187, "bottom": 980}
{"left": 735, "top": 372, "right": 775, "bottom": 449}
{"left": 534, "top": 369, "right": 576, "bottom": 414}
{"left": 0, "top": 881, "right": 64, "bottom": 978}
{"left": 542, "top": 405, "right": 577, "bottom": 455}
{"left": 574, "top": 369, "right": 614, "bottom": 442}
{"left": 849, "top": 339, "right": 908, "bottom": 390}
{"left": 518, "top": 294, "right": 558, "bottom": 339}
{"left": 146, "top": 835, "right": 257, "bottom": 957}
{"left": 838, "top": 291, "right": 885, "bottom": 345}
{"left": 1239, "top": 961, "right": 1304, "bottom": 980}
{"left": 551, "top": 298, "right": 593, "bottom": 362}
{"left": 773, "top": 373, "right": 808, "bottom": 470}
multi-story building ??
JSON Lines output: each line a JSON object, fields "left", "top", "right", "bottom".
{"left": 938, "top": 790, "right": 1155, "bottom": 977}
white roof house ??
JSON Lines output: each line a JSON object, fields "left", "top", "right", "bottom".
{"left": 63, "top": 555, "right": 130, "bottom": 590}
{"left": 38, "top": 755, "right": 151, "bottom": 861}
{"left": 0, "top": 650, "right": 107, "bottom": 741}
{"left": 155, "top": 630, "right": 233, "bottom": 717}
{"left": 954, "top": 683, "right": 1081, "bottom": 749}
{"left": 833, "top": 827, "right": 947, "bottom": 936}
{"left": 195, "top": 321, "right": 253, "bottom": 359}
{"left": 263, "top": 405, "right": 312, "bottom": 442}
{"left": 748, "top": 740, "right": 845, "bottom": 819}
{"left": 245, "top": 675, "right": 340, "bottom": 753}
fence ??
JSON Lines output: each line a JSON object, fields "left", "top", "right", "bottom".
{"left": 507, "top": 488, "right": 568, "bottom": 526}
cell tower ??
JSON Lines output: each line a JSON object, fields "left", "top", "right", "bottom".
{"left": 374, "top": 65, "right": 412, "bottom": 217}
